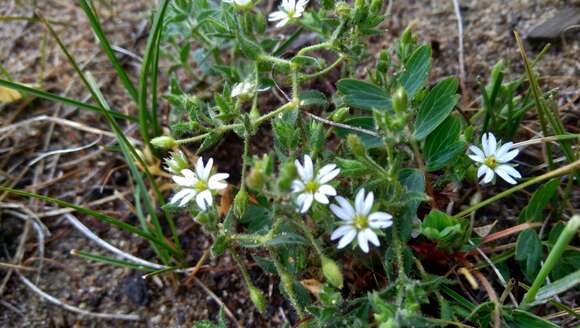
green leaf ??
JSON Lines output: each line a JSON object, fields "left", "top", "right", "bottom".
{"left": 421, "top": 210, "right": 461, "bottom": 241}
{"left": 533, "top": 270, "right": 580, "bottom": 305}
{"left": 424, "top": 115, "right": 465, "bottom": 171}
{"left": 237, "top": 32, "right": 262, "bottom": 60}
{"left": 197, "top": 130, "right": 223, "bottom": 153}
{"left": 399, "top": 169, "right": 425, "bottom": 240}
{"left": 336, "top": 158, "right": 368, "bottom": 177}
{"left": 336, "top": 79, "right": 391, "bottom": 111}
{"left": 73, "top": 250, "right": 157, "bottom": 271}
{"left": 299, "top": 89, "right": 328, "bottom": 108}
{"left": 414, "top": 77, "right": 459, "bottom": 140}
{"left": 508, "top": 310, "right": 559, "bottom": 328}
{"left": 519, "top": 179, "right": 560, "bottom": 222}
{"left": 516, "top": 229, "right": 543, "bottom": 281}
{"left": 400, "top": 45, "right": 431, "bottom": 97}
{"left": 265, "top": 232, "right": 307, "bottom": 246}
{"left": 334, "top": 117, "right": 382, "bottom": 149}
{"left": 291, "top": 55, "right": 321, "bottom": 68}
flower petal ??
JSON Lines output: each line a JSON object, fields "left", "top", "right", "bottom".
{"left": 179, "top": 190, "right": 198, "bottom": 207}
{"left": 318, "top": 184, "right": 336, "bottom": 196}
{"left": 299, "top": 193, "right": 314, "bottom": 213}
{"left": 477, "top": 165, "right": 488, "bottom": 178}
{"left": 275, "top": 17, "right": 289, "bottom": 27}
{"left": 314, "top": 192, "right": 329, "bottom": 204}
{"left": 337, "top": 228, "right": 357, "bottom": 249}
{"left": 318, "top": 168, "right": 340, "bottom": 184}
{"left": 368, "top": 212, "right": 393, "bottom": 229}
{"left": 481, "top": 166, "right": 495, "bottom": 184}
{"left": 495, "top": 165, "right": 521, "bottom": 185}
{"left": 357, "top": 231, "right": 369, "bottom": 253}
{"left": 484, "top": 133, "right": 497, "bottom": 156}
{"left": 330, "top": 203, "right": 353, "bottom": 221}
{"left": 364, "top": 229, "right": 380, "bottom": 246}
{"left": 172, "top": 174, "right": 195, "bottom": 187}
{"left": 468, "top": 145, "right": 485, "bottom": 162}
{"left": 294, "top": 159, "right": 306, "bottom": 181}
{"left": 361, "top": 191, "right": 374, "bottom": 216}
{"left": 196, "top": 189, "right": 213, "bottom": 211}
{"left": 208, "top": 173, "right": 229, "bottom": 190}
{"left": 335, "top": 196, "right": 355, "bottom": 218}
{"left": 303, "top": 154, "right": 314, "bottom": 180}
{"left": 495, "top": 142, "right": 513, "bottom": 159}
{"left": 354, "top": 189, "right": 366, "bottom": 214}
{"left": 170, "top": 189, "right": 194, "bottom": 205}
{"left": 292, "top": 180, "right": 305, "bottom": 193}
{"left": 498, "top": 149, "right": 519, "bottom": 163}
{"left": 331, "top": 225, "right": 353, "bottom": 240}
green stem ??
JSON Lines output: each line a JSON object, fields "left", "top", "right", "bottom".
{"left": 300, "top": 54, "right": 345, "bottom": 80}
{"left": 296, "top": 41, "right": 332, "bottom": 56}
{"left": 392, "top": 216, "right": 407, "bottom": 306}
{"left": 175, "top": 102, "right": 297, "bottom": 145}
{"left": 521, "top": 214, "right": 580, "bottom": 306}
{"left": 267, "top": 245, "right": 305, "bottom": 319}
{"left": 452, "top": 159, "right": 580, "bottom": 219}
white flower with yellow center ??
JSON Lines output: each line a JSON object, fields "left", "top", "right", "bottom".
{"left": 170, "top": 157, "right": 229, "bottom": 211}
{"left": 268, "top": 0, "right": 308, "bottom": 28}
{"left": 292, "top": 154, "right": 340, "bottom": 213}
{"left": 330, "top": 189, "right": 393, "bottom": 253}
{"left": 468, "top": 133, "right": 521, "bottom": 185}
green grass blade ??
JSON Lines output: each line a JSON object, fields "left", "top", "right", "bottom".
{"left": 0, "top": 79, "right": 135, "bottom": 121}
{"left": 37, "top": 13, "right": 183, "bottom": 262}
{"left": 138, "top": 0, "right": 171, "bottom": 146}
{"left": 72, "top": 250, "right": 157, "bottom": 271}
{"left": 79, "top": 0, "right": 139, "bottom": 102}
{"left": 0, "top": 186, "right": 170, "bottom": 249}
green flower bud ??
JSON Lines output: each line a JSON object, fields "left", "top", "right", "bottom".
{"left": 164, "top": 150, "right": 189, "bottom": 174}
{"left": 369, "top": 0, "right": 382, "bottom": 15}
{"left": 248, "top": 285, "right": 266, "bottom": 313}
{"left": 321, "top": 256, "right": 344, "bottom": 288}
{"left": 377, "top": 50, "right": 390, "bottom": 73}
{"left": 246, "top": 167, "right": 265, "bottom": 190}
{"left": 347, "top": 134, "right": 366, "bottom": 157}
{"left": 401, "top": 26, "right": 414, "bottom": 45}
{"left": 329, "top": 107, "right": 349, "bottom": 122}
{"left": 335, "top": 2, "right": 351, "bottom": 17}
{"left": 151, "top": 136, "right": 177, "bottom": 149}
{"left": 392, "top": 86, "right": 408, "bottom": 114}
{"left": 234, "top": 188, "right": 248, "bottom": 218}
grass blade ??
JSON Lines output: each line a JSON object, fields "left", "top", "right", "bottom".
{"left": 79, "top": 0, "right": 139, "bottom": 102}
{"left": 0, "top": 79, "right": 135, "bottom": 121}
{"left": 72, "top": 250, "right": 157, "bottom": 271}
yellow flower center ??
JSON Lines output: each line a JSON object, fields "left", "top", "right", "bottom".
{"left": 484, "top": 155, "right": 497, "bottom": 169}
{"left": 304, "top": 180, "right": 319, "bottom": 193}
{"left": 354, "top": 215, "right": 369, "bottom": 230}
{"left": 195, "top": 180, "right": 208, "bottom": 191}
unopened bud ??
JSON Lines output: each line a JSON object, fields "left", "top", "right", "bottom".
{"left": 151, "top": 136, "right": 177, "bottom": 149}
{"left": 249, "top": 285, "right": 267, "bottom": 313}
{"left": 347, "top": 134, "right": 366, "bottom": 157}
{"left": 392, "top": 86, "right": 408, "bottom": 114}
{"left": 164, "top": 150, "right": 189, "bottom": 174}
{"left": 329, "top": 107, "right": 349, "bottom": 122}
{"left": 335, "top": 2, "right": 351, "bottom": 17}
{"left": 246, "top": 167, "right": 266, "bottom": 190}
{"left": 234, "top": 188, "right": 249, "bottom": 218}
{"left": 321, "top": 256, "right": 344, "bottom": 288}
{"left": 377, "top": 50, "right": 390, "bottom": 73}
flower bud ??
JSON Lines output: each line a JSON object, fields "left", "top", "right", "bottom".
{"left": 347, "top": 134, "right": 366, "bottom": 157}
{"left": 246, "top": 167, "right": 266, "bottom": 190}
{"left": 164, "top": 150, "right": 189, "bottom": 174}
{"left": 335, "top": 2, "right": 351, "bottom": 17}
{"left": 329, "top": 107, "right": 349, "bottom": 123}
{"left": 321, "top": 256, "right": 344, "bottom": 288}
{"left": 369, "top": 0, "right": 382, "bottom": 15}
{"left": 234, "top": 188, "right": 248, "bottom": 218}
{"left": 401, "top": 26, "right": 414, "bottom": 45}
{"left": 392, "top": 86, "right": 408, "bottom": 114}
{"left": 249, "top": 285, "right": 267, "bottom": 313}
{"left": 151, "top": 136, "right": 177, "bottom": 149}
{"left": 377, "top": 50, "right": 390, "bottom": 73}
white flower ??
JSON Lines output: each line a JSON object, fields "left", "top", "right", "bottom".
{"left": 468, "top": 133, "right": 521, "bottom": 185}
{"left": 231, "top": 80, "right": 254, "bottom": 98}
{"left": 330, "top": 189, "right": 393, "bottom": 253}
{"left": 170, "top": 157, "right": 229, "bottom": 211}
{"left": 292, "top": 154, "right": 340, "bottom": 213}
{"left": 268, "top": 0, "right": 308, "bottom": 28}
{"left": 223, "top": 0, "right": 252, "bottom": 9}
